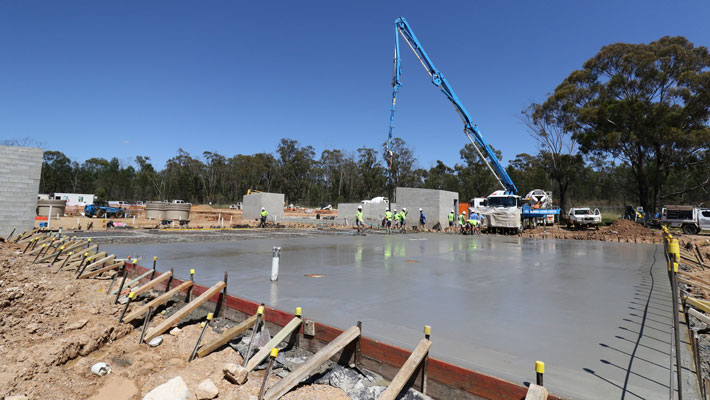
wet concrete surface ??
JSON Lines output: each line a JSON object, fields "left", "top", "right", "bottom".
{"left": 104, "top": 233, "right": 699, "bottom": 399}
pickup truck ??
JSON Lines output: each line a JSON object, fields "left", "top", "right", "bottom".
{"left": 567, "top": 207, "right": 601, "bottom": 229}
{"left": 662, "top": 205, "right": 710, "bottom": 234}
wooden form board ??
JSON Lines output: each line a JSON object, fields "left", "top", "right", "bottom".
{"left": 196, "top": 313, "right": 258, "bottom": 358}
{"left": 82, "top": 255, "right": 116, "bottom": 272}
{"left": 245, "top": 317, "right": 302, "bottom": 371}
{"left": 80, "top": 261, "right": 124, "bottom": 279}
{"left": 687, "top": 297, "right": 710, "bottom": 314}
{"left": 144, "top": 281, "right": 225, "bottom": 341}
{"left": 123, "top": 263, "right": 551, "bottom": 400}
{"left": 678, "top": 277, "right": 710, "bottom": 292}
{"left": 689, "top": 308, "right": 710, "bottom": 326}
{"left": 122, "top": 280, "right": 194, "bottom": 323}
{"left": 36, "top": 241, "right": 77, "bottom": 262}
{"left": 131, "top": 271, "right": 172, "bottom": 296}
{"left": 264, "top": 325, "right": 360, "bottom": 400}
{"left": 679, "top": 271, "right": 710, "bottom": 287}
{"left": 379, "top": 338, "right": 432, "bottom": 400}
{"left": 111, "top": 270, "right": 153, "bottom": 295}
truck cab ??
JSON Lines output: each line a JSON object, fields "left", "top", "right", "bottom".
{"left": 567, "top": 207, "right": 602, "bottom": 229}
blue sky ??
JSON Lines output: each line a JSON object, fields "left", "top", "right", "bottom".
{"left": 1, "top": 1, "right": 708, "bottom": 170}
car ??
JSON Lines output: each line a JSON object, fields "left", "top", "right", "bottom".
{"left": 567, "top": 207, "right": 601, "bottom": 229}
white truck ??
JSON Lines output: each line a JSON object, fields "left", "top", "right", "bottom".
{"left": 567, "top": 207, "right": 602, "bottom": 229}
{"left": 661, "top": 205, "right": 710, "bottom": 235}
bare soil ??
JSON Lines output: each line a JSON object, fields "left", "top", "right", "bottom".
{"left": 0, "top": 241, "right": 348, "bottom": 399}
{"left": 520, "top": 218, "right": 664, "bottom": 244}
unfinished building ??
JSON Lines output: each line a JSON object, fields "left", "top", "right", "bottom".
{"left": 337, "top": 201, "right": 394, "bottom": 225}
{"left": 0, "top": 145, "right": 44, "bottom": 237}
{"left": 395, "top": 187, "right": 458, "bottom": 229}
{"left": 242, "top": 192, "right": 284, "bottom": 221}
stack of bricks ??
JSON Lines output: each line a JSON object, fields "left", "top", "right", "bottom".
{"left": 0, "top": 145, "right": 44, "bottom": 238}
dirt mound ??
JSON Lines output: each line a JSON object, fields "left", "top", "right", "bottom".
{"left": 521, "top": 219, "right": 662, "bottom": 243}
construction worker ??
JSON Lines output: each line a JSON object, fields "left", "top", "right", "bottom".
{"left": 259, "top": 207, "right": 268, "bottom": 228}
{"left": 448, "top": 209, "right": 455, "bottom": 231}
{"left": 355, "top": 205, "right": 364, "bottom": 233}
{"left": 418, "top": 208, "right": 426, "bottom": 231}
{"left": 399, "top": 208, "right": 407, "bottom": 232}
{"left": 467, "top": 215, "right": 480, "bottom": 235}
{"left": 385, "top": 208, "right": 393, "bottom": 233}
{"left": 393, "top": 208, "right": 400, "bottom": 229}
{"left": 458, "top": 211, "right": 467, "bottom": 233}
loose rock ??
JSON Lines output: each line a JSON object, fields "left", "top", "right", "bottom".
{"left": 196, "top": 378, "right": 219, "bottom": 400}
{"left": 143, "top": 376, "right": 189, "bottom": 400}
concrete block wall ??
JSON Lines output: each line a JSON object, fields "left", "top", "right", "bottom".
{"left": 0, "top": 145, "right": 44, "bottom": 238}
{"left": 337, "top": 202, "right": 395, "bottom": 225}
{"left": 242, "top": 192, "right": 284, "bottom": 221}
{"left": 395, "top": 187, "right": 458, "bottom": 229}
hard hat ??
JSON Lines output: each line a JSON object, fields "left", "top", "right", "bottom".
{"left": 393, "top": 208, "right": 397, "bottom": 211}
{"left": 462, "top": 211, "right": 466, "bottom": 214}
{"left": 357, "top": 205, "right": 362, "bottom": 209}
{"left": 261, "top": 207, "right": 265, "bottom": 210}
{"left": 451, "top": 209, "right": 454, "bottom": 213}
{"left": 419, "top": 208, "right": 423, "bottom": 211}
{"left": 402, "top": 207, "right": 406, "bottom": 211}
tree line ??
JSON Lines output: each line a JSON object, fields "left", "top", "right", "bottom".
{"left": 37, "top": 35, "right": 710, "bottom": 211}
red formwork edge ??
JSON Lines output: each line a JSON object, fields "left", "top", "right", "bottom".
{"left": 126, "top": 263, "right": 558, "bottom": 400}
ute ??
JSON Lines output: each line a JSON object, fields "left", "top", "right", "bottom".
{"left": 661, "top": 205, "right": 710, "bottom": 235}
{"left": 84, "top": 201, "right": 127, "bottom": 218}
{"left": 567, "top": 207, "right": 601, "bottom": 229}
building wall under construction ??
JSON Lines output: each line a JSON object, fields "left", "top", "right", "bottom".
{"left": 242, "top": 192, "right": 284, "bottom": 221}
{"left": 338, "top": 202, "right": 395, "bottom": 225}
{"left": 395, "top": 187, "right": 459, "bottom": 229}
{"left": 0, "top": 145, "right": 44, "bottom": 238}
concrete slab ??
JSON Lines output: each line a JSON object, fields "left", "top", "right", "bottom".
{"left": 104, "top": 234, "right": 699, "bottom": 399}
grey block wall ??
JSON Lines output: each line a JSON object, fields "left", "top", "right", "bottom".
{"left": 0, "top": 145, "right": 44, "bottom": 238}
{"left": 337, "top": 202, "right": 395, "bottom": 225}
{"left": 395, "top": 187, "right": 459, "bottom": 229}
{"left": 242, "top": 192, "right": 284, "bottom": 221}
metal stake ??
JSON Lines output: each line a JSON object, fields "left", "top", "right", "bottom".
{"left": 536, "top": 360, "right": 544, "bottom": 387}
{"left": 139, "top": 306, "right": 154, "bottom": 344}
{"left": 422, "top": 325, "right": 430, "bottom": 394}
{"left": 118, "top": 291, "right": 135, "bottom": 322}
{"left": 114, "top": 265, "right": 129, "bottom": 304}
{"left": 243, "top": 305, "right": 265, "bottom": 367}
{"left": 189, "top": 313, "right": 213, "bottom": 361}
{"left": 258, "top": 348, "right": 279, "bottom": 400}
{"left": 7, "top": 227, "right": 16, "bottom": 241}
{"left": 56, "top": 251, "right": 73, "bottom": 273}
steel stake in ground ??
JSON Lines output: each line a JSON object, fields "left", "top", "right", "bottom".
{"left": 56, "top": 251, "right": 73, "bottom": 272}
{"left": 258, "top": 348, "right": 279, "bottom": 400}
{"left": 668, "top": 237, "right": 683, "bottom": 399}
{"left": 243, "top": 305, "right": 265, "bottom": 367}
{"left": 114, "top": 264, "right": 129, "bottom": 304}
{"left": 139, "top": 306, "right": 155, "bottom": 344}
{"left": 189, "top": 313, "right": 213, "bottom": 362}
{"left": 536, "top": 360, "right": 544, "bottom": 386}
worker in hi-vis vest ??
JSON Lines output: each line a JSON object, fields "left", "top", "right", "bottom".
{"left": 259, "top": 207, "right": 268, "bottom": 228}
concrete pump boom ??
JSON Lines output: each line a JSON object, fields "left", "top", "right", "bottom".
{"left": 387, "top": 16, "right": 518, "bottom": 195}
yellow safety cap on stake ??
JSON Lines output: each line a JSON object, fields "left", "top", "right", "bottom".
{"left": 88, "top": 258, "right": 93, "bottom": 262}
{"left": 257, "top": 305, "right": 264, "bottom": 315}
{"left": 200, "top": 322, "right": 206, "bottom": 328}
{"left": 270, "top": 348, "right": 279, "bottom": 358}
{"left": 88, "top": 238, "right": 91, "bottom": 242}
{"left": 424, "top": 325, "right": 431, "bottom": 335}
{"left": 295, "top": 307, "right": 302, "bottom": 316}
{"left": 207, "top": 312, "right": 214, "bottom": 321}
{"left": 669, "top": 239, "right": 679, "bottom": 255}
{"left": 68, "top": 252, "right": 73, "bottom": 256}
{"left": 128, "top": 292, "right": 135, "bottom": 299}
{"left": 674, "top": 262, "right": 679, "bottom": 273}
{"left": 190, "top": 269, "right": 195, "bottom": 275}
{"left": 42, "top": 244, "right": 47, "bottom": 247}
{"left": 84, "top": 252, "right": 89, "bottom": 256}
{"left": 153, "top": 256, "right": 157, "bottom": 261}
{"left": 535, "top": 361, "right": 545, "bottom": 374}
{"left": 60, "top": 246, "right": 65, "bottom": 250}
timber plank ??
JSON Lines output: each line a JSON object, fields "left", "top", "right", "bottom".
{"left": 380, "top": 338, "right": 432, "bottom": 400}
{"left": 122, "top": 280, "right": 194, "bottom": 323}
{"left": 246, "top": 317, "right": 302, "bottom": 371}
{"left": 525, "top": 384, "right": 548, "bottom": 400}
{"left": 131, "top": 271, "right": 173, "bottom": 296}
{"left": 144, "top": 281, "right": 225, "bottom": 341}
{"left": 196, "top": 313, "right": 258, "bottom": 358}
{"left": 264, "top": 326, "right": 360, "bottom": 400}
{"left": 80, "top": 261, "right": 124, "bottom": 279}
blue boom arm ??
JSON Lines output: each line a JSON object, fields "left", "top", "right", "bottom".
{"left": 387, "top": 17, "right": 518, "bottom": 194}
